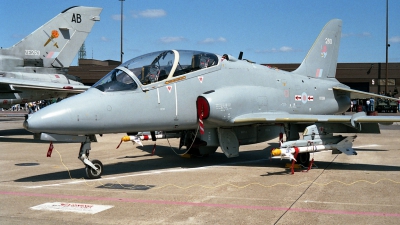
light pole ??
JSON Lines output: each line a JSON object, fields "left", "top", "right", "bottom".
{"left": 120, "top": 0, "right": 125, "bottom": 63}
{"left": 385, "top": 0, "right": 389, "bottom": 94}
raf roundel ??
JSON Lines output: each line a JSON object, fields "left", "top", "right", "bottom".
{"left": 301, "top": 92, "right": 308, "bottom": 104}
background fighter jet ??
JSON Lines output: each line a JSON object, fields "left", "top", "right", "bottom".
{"left": 24, "top": 19, "right": 400, "bottom": 179}
{"left": 0, "top": 6, "right": 102, "bottom": 108}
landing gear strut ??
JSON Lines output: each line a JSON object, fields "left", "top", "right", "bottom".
{"left": 78, "top": 136, "right": 103, "bottom": 179}
{"left": 295, "top": 152, "right": 310, "bottom": 167}
{"left": 178, "top": 131, "right": 207, "bottom": 156}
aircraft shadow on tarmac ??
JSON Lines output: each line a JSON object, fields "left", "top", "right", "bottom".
{"left": 13, "top": 143, "right": 400, "bottom": 183}
{"left": 354, "top": 148, "right": 388, "bottom": 152}
{"left": 0, "top": 129, "right": 80, "bottom": 144}
{"left": 0, "top": 128, "right": 47, "bottom": 143}
{"left": 0, "top": 128, "right": 31, "bottom": 136}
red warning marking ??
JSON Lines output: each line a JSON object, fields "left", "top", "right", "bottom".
{"left": 47, "top": 142, "right": 54, "bottom": 157}
{"left": 284, "top": 90, "right": 289, "bottom": 97}
{"left": 199, "top": 112, "right": 204, "bottom": 135}
{"left": 198, "top": 76, "right": 203, "bottom": 83}
{"left": 166, "top": 86, "right": 172, "bottom": 93}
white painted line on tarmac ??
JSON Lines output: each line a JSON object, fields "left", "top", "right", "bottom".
{"left": 27, "top": 168, "right": 207, "bottom": 188}
{"left": 26, "top": 159, "right": 267, "bottom": 189}
{"left": 27, "top": 168, "right": 196, "bottom": 188}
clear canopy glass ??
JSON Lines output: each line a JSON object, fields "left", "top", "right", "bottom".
{"left": 93, "top": 50, "right": 219, "bottom": 92}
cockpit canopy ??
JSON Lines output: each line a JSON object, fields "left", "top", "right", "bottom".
{"left": 93, "top": 50, "right": 219, "bottom": 92}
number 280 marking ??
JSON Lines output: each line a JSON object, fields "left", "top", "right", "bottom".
{"left": 325, "top": 38, "right": 332, "bottom": 44}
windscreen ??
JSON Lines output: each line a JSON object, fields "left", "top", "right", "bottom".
{"left": 93, "top": 69, "right": 138, "bottom": 92}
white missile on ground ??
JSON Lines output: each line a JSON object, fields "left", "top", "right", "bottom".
{"left": 271, "top": 136, "right": 357, "bottom": 161}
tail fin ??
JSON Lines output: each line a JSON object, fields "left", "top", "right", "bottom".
{"left": 293, "top": 19, "right": 342, "bottom": 79}
{"left": 5, "top": 6, "right": 102, "bottom": 68}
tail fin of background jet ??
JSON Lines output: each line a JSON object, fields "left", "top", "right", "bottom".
{"left": 293, "top": 19, "right": 342, "bottom": 79}
{"left": 4, "top": 6, "right": 102, "bottom": 68}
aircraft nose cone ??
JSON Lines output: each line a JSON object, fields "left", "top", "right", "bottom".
{"left": 23, "top": 114, "right": 36, "bottom": 131}
{"left": 23, "top": 115, "right": 34, "bottom": 132}
{"left": 22, "top": 116, "right": 29, "bottom": 130}
{"left": 23, "top": 89, "right": 104, "bottom": 135}
{"left": 23, "top": 103, "right": 72, "bottom": 133}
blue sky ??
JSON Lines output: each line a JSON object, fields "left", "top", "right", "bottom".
{"left": 1, "top": 0, "right": 399, "bottom": 66}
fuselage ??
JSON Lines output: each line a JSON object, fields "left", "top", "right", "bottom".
{"left": 24, "top": 50, "right": 350, "bottom": 135}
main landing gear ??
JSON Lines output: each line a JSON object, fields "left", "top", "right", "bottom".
{"left": 78, "top": 136, "right": 103, "bottom": 179}
{"left": 295, "top": 152, "right": 310, "bottom": 167}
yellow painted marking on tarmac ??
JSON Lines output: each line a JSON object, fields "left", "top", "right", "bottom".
{"left": 52, "top": 149, "right": 400, "bottom": 191}
{"left": 54, "top": 148, "right": 112, "bottom": 188}
{"left": 150, "top": 178, "right": 400, "bottom": 190}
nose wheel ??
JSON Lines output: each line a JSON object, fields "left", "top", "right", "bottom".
{"left": 85, "top": 159, "right": 103, "bottom": 179}
{"left": 78, "top": 136, "right": 103, "bottom": 179}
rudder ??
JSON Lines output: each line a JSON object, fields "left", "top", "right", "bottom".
{"left": 293, "top": 19, "right": 342, "bottom": 79}
{"left": 5, "top": 6, "right": 102, "bottom": 68}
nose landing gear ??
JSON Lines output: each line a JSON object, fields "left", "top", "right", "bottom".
{"left": 78, "top": 136, "right": 103, "bottom": 179}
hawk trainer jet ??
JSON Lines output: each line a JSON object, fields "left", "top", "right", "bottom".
{"left": 24, "top": 19, "right": 400, "bottom": 179}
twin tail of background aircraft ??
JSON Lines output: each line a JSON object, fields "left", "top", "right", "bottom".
{"left": 0, "top": 6, "right": 102, "bottom": 108}
{"left": 24, "top": 19, "right": 400, "bottom": 179}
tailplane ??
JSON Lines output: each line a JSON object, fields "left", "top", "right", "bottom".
{"left": 293, "top": 19, "right": 342, "bottom": 79}
{"left": 3, "top": 6, "right": 102, "bottom": 68}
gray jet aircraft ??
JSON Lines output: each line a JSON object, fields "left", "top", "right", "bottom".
{"left": 24, "top": 19, "right": 400, "bottom": 179}
{"left": 0, "top": 6, "right": 102, "bottom": 108}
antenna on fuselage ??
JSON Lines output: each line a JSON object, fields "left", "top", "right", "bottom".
{"left": 238, "top": 51, "right": 243, "bottom": 60}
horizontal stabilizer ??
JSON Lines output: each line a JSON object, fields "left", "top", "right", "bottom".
{"left": 333, "top": 87, "right": 398, "bottom": 101}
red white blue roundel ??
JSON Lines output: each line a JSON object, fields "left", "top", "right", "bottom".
{"left": 301, "top": 92, "right": 308, "bottom": 104}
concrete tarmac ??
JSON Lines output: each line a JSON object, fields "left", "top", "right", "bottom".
{"left": 1, "top": 116, "right": 400, "bottom": 224}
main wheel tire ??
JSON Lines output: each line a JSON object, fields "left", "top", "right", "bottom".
{"left": 296, "top": 152, "right": 310, "bottom": 167}
{"left": 85, "top": 159, "right": 103, "bottom": 179}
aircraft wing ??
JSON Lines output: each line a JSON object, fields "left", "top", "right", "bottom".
{"left": 233, "top": 112, "right": 400, "bottom": 124}
{"left": 0, "top": 77, "right": 90, "bottom": 94}
{"left": 333, "top": 86, "right": 398, "bottom": 101}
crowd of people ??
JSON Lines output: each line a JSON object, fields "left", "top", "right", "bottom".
{"left": 350, "top": 98, "right": 375, "bottom": 112}
{"left": 1, "top": 98, "right": 62, "bottom": 114}
{"left": 349, "top": 88, "right": 400, "bottom": 113}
